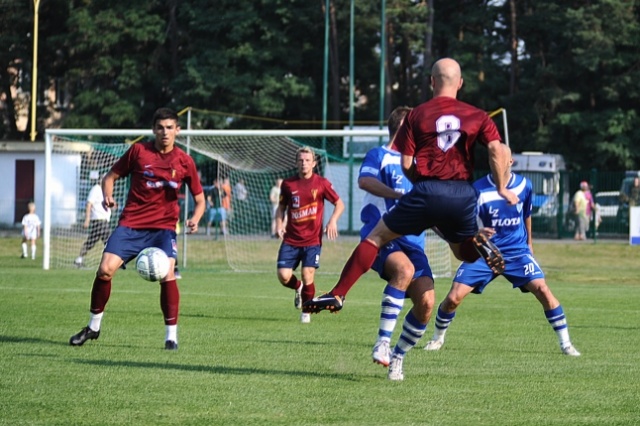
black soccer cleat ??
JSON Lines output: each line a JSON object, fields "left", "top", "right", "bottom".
{"left": 69, "top": 326, "right": 100, "bottom": 346}
{"left": 164, "top": 340, "right": 178, "bottom": 351}
{"left": 303, "top": 293, "right": 343, "bottom": 314}
{"left": 473, "top": 231, "right": 505, "bottom": 275}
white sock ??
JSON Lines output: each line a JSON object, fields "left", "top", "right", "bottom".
{"left": 22, "top": 242, "right": 27, "bottom": 256}
{"left": 31, "top": 244, "right": 36, "bottom": 259}
{"left": 88, "top": 312, "right": 103, "bottom": 331}
{"left": 165, "top": 325, "right": 177, "bottom": 343}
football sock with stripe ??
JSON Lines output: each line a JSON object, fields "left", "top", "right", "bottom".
{"left": 431, "top": 305, "right": 456, "bottom": 341}
{"left": 393, "top": 310, "right": 427, "bottom": 357}
{"left": 544, "top": 305, "right": 571, "bottom": 347}
{"left": 378, "top": 284, "right": 406, "bottom": 342}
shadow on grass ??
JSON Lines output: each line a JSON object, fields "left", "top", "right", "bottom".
{"left": 0, "top": 334, "right": 69, "bottom": 346}
{"left": 72, "top": 358, "right": 363, "bottom": 381}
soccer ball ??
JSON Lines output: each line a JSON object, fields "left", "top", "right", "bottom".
{"left": 135, "top": 247, "right": 170, "bottom": 282}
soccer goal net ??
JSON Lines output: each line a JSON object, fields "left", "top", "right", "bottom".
{"left": 44, "top": 129, "right": 452, "bottom": 278}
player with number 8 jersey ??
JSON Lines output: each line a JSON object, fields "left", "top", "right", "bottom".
{"left": 304, "top": 57, "right": 519, "bottom": 317}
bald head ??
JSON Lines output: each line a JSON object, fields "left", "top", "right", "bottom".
{"left": 431, "top": 58, "right": 463, "bottom": 97}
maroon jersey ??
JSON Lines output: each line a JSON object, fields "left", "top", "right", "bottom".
{"left": 280, "top": 173, "right": 340, "bottom": 247}
{"left": 393, "top": 97, "right": 501, "bottom": 181}
{"left": 111, "top": 141, "right": 203, "bottom": 230}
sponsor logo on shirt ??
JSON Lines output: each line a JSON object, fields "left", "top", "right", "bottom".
{"left": 291, "top": 203, "right": 318, "bottom": 221}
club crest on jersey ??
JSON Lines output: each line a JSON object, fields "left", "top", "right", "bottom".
{"left": 292, "top": 196, "right": 300, "bottom": 208}
{"left": 172, "top": 169, "right": 176, "bottom": 178}
{"left": 311, "top": 189, "right": 318, "bottom": 200}
{"left": 517, "top": 203, "right": 523, "bottom": 213}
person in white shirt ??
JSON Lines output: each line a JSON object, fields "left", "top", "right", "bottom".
{"left": 21, "top": 202, "right": 41, "bottom": 260}
{"left": 75, "top": 180, "right": 112, "bottom": 267}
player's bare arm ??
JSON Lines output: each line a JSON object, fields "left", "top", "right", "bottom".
{"left": 488, "top": 142, "right": 518, "bottom": 205}
{"left": 186, "top": 192, "right": 206, "bottom": 234}
{"left": 359, "top": 176, "right": 402, "bottom": 199}
{"left": 324, "top": 198, "right": 345, "bottom": 240}
{"left": 101, "top": 170, "right": 120, "bottom": 209}
{"left": 275, "top": 203, "right": 287, "bottom": 239}
{"left": 401, "top": 154, "right": 418, "bottom": 183}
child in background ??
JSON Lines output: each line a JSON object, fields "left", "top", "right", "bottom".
{"left": 21, "top": 202, "right": 41, "bottom": 260}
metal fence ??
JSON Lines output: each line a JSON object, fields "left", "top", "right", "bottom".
{"left": 529, "top": 170, "right": 634, "bottom": 239}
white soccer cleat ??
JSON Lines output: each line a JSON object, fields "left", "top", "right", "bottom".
{"left": 423, "top": 339, "right": 444, "bottom": 351}
{"left": 372, "top": 340, "right": 391, "bottom": 367}
{"left": 387, "top": 355, "right": 404, "bottom": 381}
{"left": 300, "top": 312, "right": 311, "bottom": 324}
{"left": 561, "top": 344, "right": 581, "bottom": 357}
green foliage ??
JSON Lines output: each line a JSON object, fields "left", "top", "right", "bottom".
{"left": 2, "top": 1, "right": 640, "bottom": 169}
{"left": 1, "top": 238, "right": 640, "bottom": 424}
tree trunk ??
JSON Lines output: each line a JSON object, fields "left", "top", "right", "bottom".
{"left": 329, "top": 0, "right": 341, "bottom": 128}
{"left": 509, "top": 0, "right": 518, "bottom": 95}
{"left": 421, "top": 0, "right": 434, "bottom": 102}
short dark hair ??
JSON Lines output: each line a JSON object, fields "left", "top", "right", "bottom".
{"left": 152, "top": 108, "right": 179, "bottom": 127}
{"left": 387, "top": 106, "right": 412, "bottom": 139}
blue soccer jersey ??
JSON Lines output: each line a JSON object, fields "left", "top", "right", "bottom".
{"left": 359, "top": 145, "right": 424, "bottom": 248}
{"left": 474, "top": 172, "right": 533, "bottom": 257}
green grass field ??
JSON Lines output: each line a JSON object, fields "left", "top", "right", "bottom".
{"left": 1, "top": 237, "right": 639, "bottom": 425}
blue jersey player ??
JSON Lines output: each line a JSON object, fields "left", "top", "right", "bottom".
{"left": 424, "top": 147, "right": 580, "bottom": 357}
{"left": 359, "top": 106, "right": 435, "bottom": 380}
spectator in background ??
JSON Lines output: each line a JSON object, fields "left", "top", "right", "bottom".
{"left": 572, "top": 181, "right": 592, "bottom": 240}
{"left": 21, "top": 202, "right": 41, "bottom": 260}
{"left": 627, "top": 176, "right": 640, "bottom": 207}
{"left": 233, "top": 178, "right": 248, "bottom": 203}
{"left": 75, "top": 173, "right": 112, "bottom": 268}
{"left": 206, "top": 178, "right": 228, "bottom": 238}
{"left": 222, "top": 177, "right": 232, "bottom": 222}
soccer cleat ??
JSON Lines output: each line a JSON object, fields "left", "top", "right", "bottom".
{"left": 423, "top": 339, "right": 444, "bottom": 351}
{"left": 20, "top": 254, "right": 26, "bottom": 259}
{"left": 372, "top": 340, "right": 391, "bottom": 367}
{"left": 473, "top": 231, "right": 505, "bottom": 274}
{"left": 387, "top": 355, "right": 404, "bottom": 381}
{"left": 300, "top": 312, "right": 311, "bottom": 324}
{"left": 69, "top": 326, "right": 100, "bottom": 346}
{"left": 561, "top": 344, "right": 581, "bottom": 357}
{"left": 302, "top": 293, "right": 343, "bottom": 313}
{"left": 294, "top": 285, "right": 302, "bottom": 310}
{"left": 165, "top": 340, "right": 178, "bottom": 350}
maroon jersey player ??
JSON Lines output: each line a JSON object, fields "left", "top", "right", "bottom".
{"left": 305, "top": 58, "right": 518, "bottom": 318}
{"left": 275, "top": 146, "right": 345, "bottom": 323}
{"left": 69, "top": 108, "right": 206, "bottom": 350}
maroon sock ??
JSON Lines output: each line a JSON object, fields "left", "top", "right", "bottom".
{"left": 90, "top": 277, "right": 111, "bottom": 314}
{"left": 282, "top": 275, "right": 300, "bottom": 290}
{"left": 160, "top": 280, "right": 180, "bottom": 326}
{"left": 302, "top": 282, "right": 315, "bottom": 304}
{"left": 459, "top": 237, "right": 481, "bottom": 262}
{"left": 331, "top": 239, "right": 379, "bottom": 298}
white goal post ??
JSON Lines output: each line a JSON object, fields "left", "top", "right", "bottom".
{"left": 44, "top": 129, "right": 452, "bottom": 278}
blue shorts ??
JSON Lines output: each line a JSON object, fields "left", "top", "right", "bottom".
{"left": 383, "top": 180, "right": 478, "bottom": 243}
{"left": 454, "top": 251, "right": 545, "bottom": 294}
{"left": 277, "top": 243, "right": 321, "bottom": 270}
{"left": 208, "top": 207, "right": 227, "bottom": 223}
{"left": 372, "top": 237, "right": 433, "bottom": 282}
{"left": 105, "top": 226, "right": 178, "bottom": 266}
